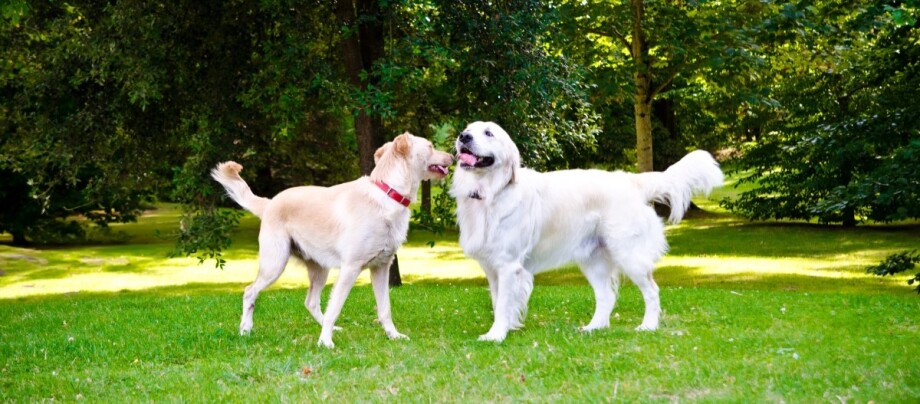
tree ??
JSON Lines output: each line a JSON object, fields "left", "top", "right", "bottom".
{"left": 432, "top": 1, "right": 600, "bottom": 170}
{"left": 1, "top": 0, "right": 359, "bottom": 252}
{"left": 1, "top": 1, "right": 163, "bottom": 244}
{"left": 723, "top": 1, "right": 920, "bottom": 225}
{"left": 559, "top": 0, "right": 764, "bottom": 171}
{"left": 335, "top": 0, "right": 406, "bottom": 286}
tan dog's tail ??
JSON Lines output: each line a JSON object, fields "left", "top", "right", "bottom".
{"left": 630, "top": 150, "right": 724, "bottom": 224}
{"left": 210, "top": 161, "right": 270, "bottom": 218}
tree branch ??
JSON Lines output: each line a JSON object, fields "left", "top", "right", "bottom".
{"left": 650, "top": 55, "right": 695, "bottom": 99}
{"left": 585, "top": 27, "right": 632, "bottom": 56}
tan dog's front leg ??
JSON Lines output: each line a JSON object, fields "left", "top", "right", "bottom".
{"left": 317, "top": 264, "right": 362, "bottom": 349}
{"left": 371, "top": 260, "right": 408, "bottom": 340}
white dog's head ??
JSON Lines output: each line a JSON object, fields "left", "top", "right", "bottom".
{"left": 455, "top": 121, "right": 521, "bottom": 184}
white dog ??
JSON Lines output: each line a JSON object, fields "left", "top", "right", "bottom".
{"left": 212, "top": 133, "right": 453, "bottom": 348}
{"left": 450, "top": 121, "right": 723, "bottom": 342}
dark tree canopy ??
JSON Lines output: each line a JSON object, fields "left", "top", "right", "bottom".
{"left": 1, "top": 0, "right": 918, "bottom": 257}
{"left": 723, "top": 1, "right": 920, "bottom": 225}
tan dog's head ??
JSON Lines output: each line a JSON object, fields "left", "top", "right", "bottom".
{"left": 456, "top": 121, "right": 521, "bottom": 183}
{"left": 374, "top": 132, "right": 453, "bottom": 181}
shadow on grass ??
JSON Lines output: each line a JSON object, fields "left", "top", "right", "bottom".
{"left": 667, "top": 215, "right": 920, "bottom": 259}
{"left": 474, "top": 265, "right": 917, "bottom": 295}
{"left": 0, "top": 250, "right": 168, "bottom": 282}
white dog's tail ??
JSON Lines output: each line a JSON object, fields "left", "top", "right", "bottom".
{"left": 630, "top": 150, "right": 724, "bottom": 224}
{"left": 210, "top": 161, "right": 270, "bottom": 218}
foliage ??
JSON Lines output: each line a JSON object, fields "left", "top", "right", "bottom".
{"left": 724, "top": 1, "right": 920, "bottom": 225}
{"left": 410, "top": 123, "right": 458, "bottom": 241}
{"left": 164, "top": 207, "right": 244, "bottom": 268}
{"left": 867, "top": 250, "right": 920, "bottom": 294}
{"left": 0, "top": 2, "right": 161, "bottom": 243}
{"left": 0, "top": 1, "right": 359, "bottom": 253}
{"left": 556, "top": 0, "right": 770, "bottom": 170}
{"left": 429, "top": 1, "right": 600, "bottom": 169}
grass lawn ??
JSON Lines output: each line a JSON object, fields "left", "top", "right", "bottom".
{"left": 1, "top": 195, "right": 919, "bottom": 401}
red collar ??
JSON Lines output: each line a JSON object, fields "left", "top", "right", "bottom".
{"left": 374, "top": 180, "right": 411, "bottom": 207}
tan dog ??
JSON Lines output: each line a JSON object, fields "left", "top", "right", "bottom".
{"left": 211, "top": 133, "right": 453, "bottom": 348}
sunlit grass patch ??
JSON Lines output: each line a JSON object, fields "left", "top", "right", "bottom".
{"left": 2, "top": 196, "right": 919, "bottom": 298}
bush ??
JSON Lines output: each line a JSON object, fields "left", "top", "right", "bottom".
{"left": 866, "top": 250, "right": 920, "bottom": 294}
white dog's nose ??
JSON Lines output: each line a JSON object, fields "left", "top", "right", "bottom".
{"left": 459, "top": 132, "right": 473, "bottom": 144}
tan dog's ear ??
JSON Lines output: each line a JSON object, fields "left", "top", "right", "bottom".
{"left": 394, "top": 133, "right": 412, "bottom": 157}
{"left": 374, "top": 143, "right": 391, "bottom": 164}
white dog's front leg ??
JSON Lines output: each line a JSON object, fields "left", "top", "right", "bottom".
{"left": 317, "top": 264, "right": 363, "bottom": 349}
{"left": 479, "top": 265, "right": 533, "bottom": 342}
{"left": 483, "top": 266, "right": 499, "bottom": 310}
{"left": 371, "top": 261, "right": 408, "bottom": 341}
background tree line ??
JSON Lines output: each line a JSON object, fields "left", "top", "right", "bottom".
{"left": 1, "top": 1, "right": 917, "bottom": 259}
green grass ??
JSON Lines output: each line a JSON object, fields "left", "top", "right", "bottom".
{"left": 1, "top": 200, "right": 919, "bottom": 401}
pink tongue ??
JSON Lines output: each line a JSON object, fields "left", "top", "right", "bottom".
{"left": 459, "top": 153, "right": 478, "bottom": 166}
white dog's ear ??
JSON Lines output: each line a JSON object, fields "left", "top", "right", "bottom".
{"left": 394, "top": 132, "right": 412, "bottom": 157}
{"left": 508, "top": 142, "right": 521, "bottom": 183}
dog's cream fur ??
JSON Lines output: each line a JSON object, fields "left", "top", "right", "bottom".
{"left": 212, "top": 133, "right": 453, "bottom": 348}
{"left": 450, "top": 121, "right": 723, "bottom": 342}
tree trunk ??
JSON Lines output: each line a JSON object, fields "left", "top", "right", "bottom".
{"left": 336, "top": 0, "right": 402, "bottom": 286}
{"left": 634, "top": 97, "right": 654, "bottom": 173}
{"left": 421, "top": 180, "right": 431, "bottom": 215}
{"left": 631, "top": 0, "right": 654, "bottom": 173}
{"left": 336, "top": 0, "right": 385, "bottom": 176}
{"left": 11, "top": 230, "right": 27, "bottom": 246}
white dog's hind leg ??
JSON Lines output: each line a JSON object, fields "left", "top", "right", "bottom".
{"left": 480, "top": 266, "right": 533, "bottom": 342}
{"left": 370, "top": 260, "right": 408, "bottom": 340}
{"left": 240, "top": 235, "right": 290, "bottom": 336}
{"left": 317, "top": 264, "right": 363, "bottom": 349}
{"left": 624, "top": 265, "right": 661, "bottom": 331}
{"left": 579, "top": 256, "right": 620, "bottom": 332}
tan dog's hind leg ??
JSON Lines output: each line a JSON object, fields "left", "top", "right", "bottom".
{"left": 240, "top": 231, "right": 290, "bottom": 335}
{"left": 304, "top": 260, "right": 341, "bottom": 331}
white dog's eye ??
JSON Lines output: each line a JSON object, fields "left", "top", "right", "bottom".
{"left": 485, "top": 129, "right": 494, "bottom": 137}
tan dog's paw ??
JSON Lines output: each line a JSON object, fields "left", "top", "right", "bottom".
{"left": 317, "top": 337, "right": 335, "bottom": 349}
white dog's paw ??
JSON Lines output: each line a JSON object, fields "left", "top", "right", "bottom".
{"left": 317, "top": 337, "right": 335, "bottom": 349}
{"left": 386, "top": 331, "right": 409, "bottom": 340}
{"left": 333, "top": 326, "right": 343, "bottom": 332}
{"left": 635, "top": 323, "right": 658, "bottom": 332}
{"left": 579, "top": 323, "right": 609, "bottom": 333}
{"left": 239, "top": 322, "right": 252, "bottom": 336}
{"left": 477, "top": 331, "right": 507, "bottom": 343}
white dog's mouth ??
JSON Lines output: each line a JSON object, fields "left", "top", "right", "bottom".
{"left": 427, "top": 164, "right": 450, "bottom": 177}
{"left": 458, "top": 147, "right": 495, "bottom": 169}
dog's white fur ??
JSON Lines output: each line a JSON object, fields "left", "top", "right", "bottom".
{"left": 450, "top": 121, "right": 723, "bottom": 342}
{"left": 212, "top": 133, "right": 453, "bottom": 348}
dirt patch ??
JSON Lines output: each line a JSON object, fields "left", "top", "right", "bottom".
{"left": 79, "top": 257, "right": 130, "bottom": 266}
{"left": 1, "top": 253, "right": 49, "bottom": 265}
